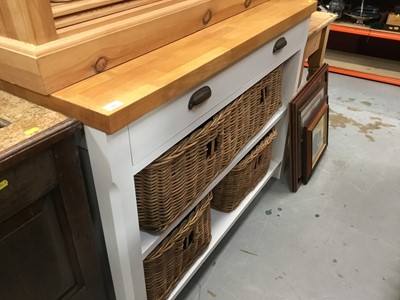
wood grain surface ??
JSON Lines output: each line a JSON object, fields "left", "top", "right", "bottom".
{"left": 2, "top": 0, "right": 316, "bottom": 134}
{"left": 0, "top": 0, "right": 57, "bottom": 44}
{"left": 308, "top": 11, "right": 336, "bottom": 36}
{"left": 0, "top": 0, "right": 271, "bottom": 94}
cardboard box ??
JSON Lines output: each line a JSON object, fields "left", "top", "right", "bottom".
{"left": 386, "top": 12, "right": 400, "bottom": 26}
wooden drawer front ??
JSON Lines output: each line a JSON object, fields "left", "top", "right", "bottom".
{"left": 128, "top": 19, "right": 308, "bottom": 170}
{"left": 0, "top": 150, "right": 57, "bottom": 222}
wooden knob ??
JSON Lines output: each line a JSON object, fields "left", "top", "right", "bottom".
{"left": 244, "top": 0, "right": 252, "bottom": 8}
{"left": 95, "top": 57, "right": 108, "bottom": 73}
{"left": 203, "top": 9, "right": 212, "bottom": 25}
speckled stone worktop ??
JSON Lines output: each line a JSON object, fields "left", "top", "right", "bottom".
{"left": 0, "top": 90, "right": 68, "bottom": 153}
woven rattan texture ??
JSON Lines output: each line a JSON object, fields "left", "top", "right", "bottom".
{"left": 212, "top": 130, "right": 277, "bottom": 212}
{"left": 135, "top": 104, "right": 236, "bottom": 233}
{"left": 135, "top": 64, "right": 283, "bottom": 233}
{"left": 230, "top": 64, "right": 282, "bottom": 153}
{"left": 143, "top": 193, "right": 212, "bottom": 300}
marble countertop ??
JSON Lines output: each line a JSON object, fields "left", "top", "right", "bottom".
{"left": 0, "top": 90, "right": 68, "bottom": 153}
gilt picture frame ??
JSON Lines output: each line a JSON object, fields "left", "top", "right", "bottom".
{"left": 302, "top": 103, "right": 329, "bottom": 184}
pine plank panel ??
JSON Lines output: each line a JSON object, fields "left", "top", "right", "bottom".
{"left": 52, "top": 0, "right": 138, "bottom": 17}
{"left": 54, "top": 0, "right": 164, "bottom": 30}
{"left": 0, "top": 0, "right": 57, "bottom": 44}
{"left": 55, "top": 0, "right": 196, "bottom": 34}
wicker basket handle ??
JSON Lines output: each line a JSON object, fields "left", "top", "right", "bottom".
{"left": 183, "top": 230, "right": 195, "bottom": 250}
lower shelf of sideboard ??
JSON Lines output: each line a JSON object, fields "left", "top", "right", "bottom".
{"left": 167, "top": 160, "right": 280, "bottom": 300}
{"left": 140, "top": 107, "right": 287, "bottom": 258}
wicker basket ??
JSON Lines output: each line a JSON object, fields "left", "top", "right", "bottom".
{"left": 230, "top": 64, "right": 282, "bottom": 153}
{"left": 135, "top": 64, "right": 282, "bottom": 233}
{"left": 135, "top": 100, "right": 237, "bottom": 233}
{"left": 212, "top": 130, "right": 277, "bottom": 212}
{"left": 143, "top": 193, "right": 212, "bottom": 300}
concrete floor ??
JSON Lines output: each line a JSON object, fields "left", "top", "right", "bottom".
{"left": 178, "top": 73, "right": 400, "bottom": 300}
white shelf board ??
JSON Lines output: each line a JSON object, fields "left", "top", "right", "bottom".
{"left": 167, "top": 160, "right": 280, "bottom": 300}
{"left": 140, "top": 106, "right": 287, "bottom": 258}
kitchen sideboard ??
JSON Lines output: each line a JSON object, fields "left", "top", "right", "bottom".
{"left": 0, "top": 1, "right": 316, "bottom": 299}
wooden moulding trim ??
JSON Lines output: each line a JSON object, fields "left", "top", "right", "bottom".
{"left": 328, "top": 66, "right": 400, "bottom": 86}
{"left": 0, "top": 37, "right": 47, "bottom": 93}
{"left": 0, "top": 36, "right": 38, "bottom": 56}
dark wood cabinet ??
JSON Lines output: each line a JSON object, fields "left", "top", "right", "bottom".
{"left": 0, "top": 92, "right": 110, "bottom": 300}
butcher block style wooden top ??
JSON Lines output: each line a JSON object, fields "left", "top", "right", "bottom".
{"left": 3, "top": 0, "right": 316, "bottom": 134}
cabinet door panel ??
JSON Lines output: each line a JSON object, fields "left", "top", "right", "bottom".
{"left": 0, "top": 134, "right": 109, "bottom": 300}
{"left": 0, "top": 190, "right": 85, "bottom": 300}
{"left": 0, "top": 150, "right": 56, "bottom": 222}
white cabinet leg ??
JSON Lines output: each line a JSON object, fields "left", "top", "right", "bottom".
{"left": 84, "top": 126, "right": 147, "bottom": 300}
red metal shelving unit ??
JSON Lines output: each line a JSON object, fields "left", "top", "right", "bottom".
{"left": 330, "top": 23, "right": 400, "bottom": 41}
{"left": 325, "top": 22, "right": 400, "bottom": 86}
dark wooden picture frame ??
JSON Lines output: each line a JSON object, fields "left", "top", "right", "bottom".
{"left": 288, "top": 63, "right": 329, "bottom": 192}
{"left": 302, "top": 103, "right": 329, "bottom": 184}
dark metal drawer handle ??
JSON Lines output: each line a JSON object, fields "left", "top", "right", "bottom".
{"left": 273, "top": 37, "right": 287, "bottom": 54}
{"left": 188, "top": 86, "right": 212, "bottom": 110}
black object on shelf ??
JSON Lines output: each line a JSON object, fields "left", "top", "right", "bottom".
{"left": 328, "top": 0, "right": 345, "bottom": 17}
